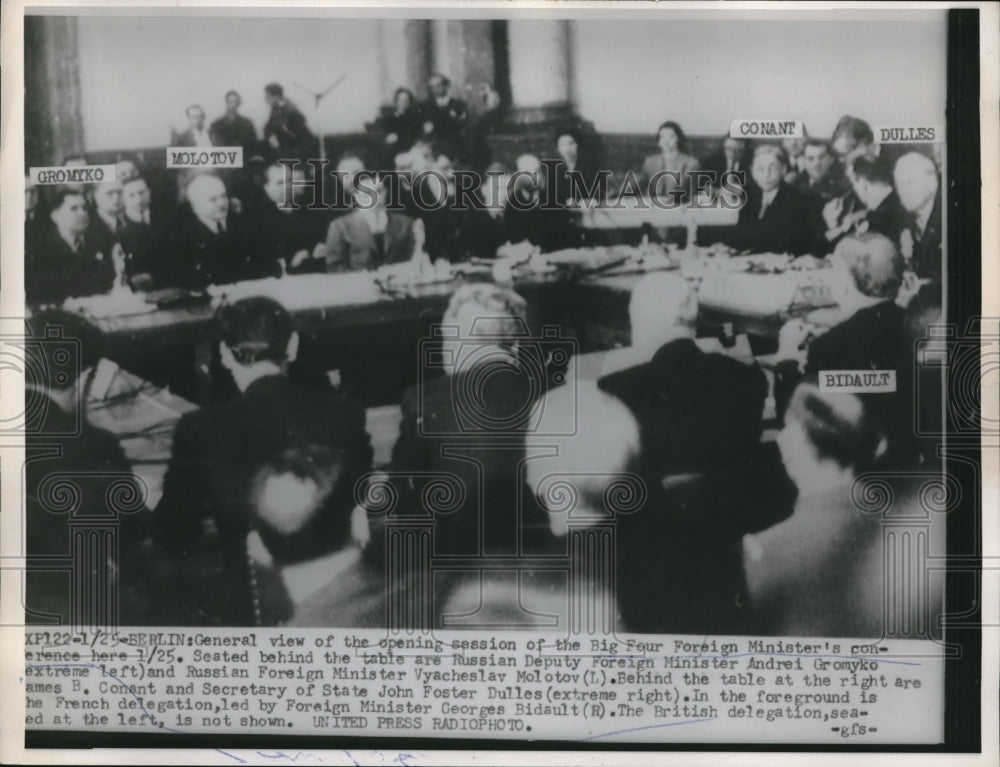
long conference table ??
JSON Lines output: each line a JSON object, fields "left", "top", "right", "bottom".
{"left": 68, "top": 248, "right": 838, "bottom": 408}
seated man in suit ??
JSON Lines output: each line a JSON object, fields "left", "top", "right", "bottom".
{"left": 164, "top": 173, "right": 280, "bottom": 288}
{"left": 88, "top": 179, "right": 126, "bottom": 260}
{"left": 119, "top": 176, "right": 162, "bottom": 289}
{"left": 595, "top": 272, "right": 797, "bottom": 634}
{"left": 26, "top": 187, "right": 115, "bottom": 306}
{"left": 24, "top": 310, "right": 151, "bottom": 625}
{"left": 894, "top": 151, "right": 942, "bottom": 282}
{"left": 744, "top": 383, "right": 944, "bottom": 638}
{"left": 389, "top": 284, "right": 559, "bottom": 623}
{"left": 850, "top": 154, "right": 909, "bottom": 245}
{"left": 732, "top": 143, "right": 814, "bottom": 255}
{"left": 241, "top": 436, "right": 386, "bottom": 628}
{"left": 250, "top": 163, "right": 330, "bottom": 274}
{"left": 504, "top": 154, "right": 582, "bottom": 252}
{"left": 421, "top": 73, "right": 469, "bottom": 160}
{"left": 172, "top": 104, "right": 213, "bottom": 147}
{"left": 775, "top": 232, "right": 915, "bottom": 465}
{"left": 154, "top": 297, "right": 373, "bottom": 625}
{"left": 792, "top": 139, "right": 852, "bottom": 251}
{"left": 458, "top": 163, "right": 511, "bottom": 260}
{"left": 322, "top": 177, "right": 414, "bottom": 271}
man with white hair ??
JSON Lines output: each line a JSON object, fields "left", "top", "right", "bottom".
{"left": 505, "top": 153, "right": 581, "bottom": 252}
{"left": 166, "top": 174, "right": 279, "bottom": 288}
{"left": 893, "top": 151, "right": 941, "bottom": 281}
{"left": 591, "top": 272, "right": 797, "bottom": 634}
{"left": 389, "top": 284, "right": 560, "bottom": 616}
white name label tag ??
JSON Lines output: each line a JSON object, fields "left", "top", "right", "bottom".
{"left": 729, "top": 119, "right": 804, "bottom": 139}
{"left": 819, "top": 370, "right": 897, "bottom": 394}
{"left": 873, "top": 125, "right": 944, "bottom": 143}
{"left": 29, "top": 165, "right": 117, "bottom": 185}
{"left": 166, "top": 147, "right": 244, "bottom": 169}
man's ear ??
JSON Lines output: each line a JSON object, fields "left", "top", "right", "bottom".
{"left": 219, "top": 341, "right": 236, "bottom": 371}
{"left": 286, "top": 332, "right": 300, "bottom": 364}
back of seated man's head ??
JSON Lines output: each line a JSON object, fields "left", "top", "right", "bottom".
{"left": 526, "top": 382, "right": 640, "bottom": 536}
{"left": 25, "top": 309, "right": 105, "bottom": 407}
{"left": 832, "top": 232, "right": 904, "bottom": 302}
{"left": 218, "top": 296, "right": 295, "bottom": 368}
{"left": 251, "top": 443, "right": 356, "bottom": 566}
{"left": 440, "top": 283, "right": 529, "bottom": 374}
{"left": 779, "top": 383, "right": 881, "bottom": 488}
{"left": 629, "top": 272, "right": 697, "bottom": 354}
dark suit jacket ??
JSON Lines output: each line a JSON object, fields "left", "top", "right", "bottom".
{"left": 598, "top": 339, "right": 797, "bottom": 634}
{"left": 459, "top": 207, "right": 509, "bottom": 260}
{"left": 324, "top": 210, "right": 414, "bottom": 271}
{"left": 390, "top": 370, "right": 556, "bottom": 562}
{"left": 376, "top": 107, "right": 424, "bottom": 157}
{"left": 775, "top": 300, "right": 915, "bottom": 465}
{"left": 909, "top": 193, "right": 942, "bottom": 281}
{"left": 87, "top": 212, "right": 123, "bottom": 261}
{"left": 119, "top": 214, "right": 169, "bottom": 288}
{"left": 26, "top": 229, "right": 115, "bottom": 306}
{"left": 808, "top": 300, "right": 914, "bottom": 461}
{"left": 154, "top": 374, "right": 373, "bottom": 624}
{"left": 210, "top": 114, "right": 258, "bottom": 154}
{"left": 164, "top": 205, "right": 280, "bottom": 288}
{"left": 550, "top": 157, "right": 602, "bottom": 206}
{"left": 864, "top": 189, "right": 909, "bottom": 246}
{"left": 249, "top": 197, "right": 331, "bottom": 272}
{"left": 701, "top": 149, "right": 748, "bottom": 190}
{"left": 504, "top": 191, "right": 582, "bottom": 253}
{"left": 25, "top": 395, "right": 151, "bottom": 624}
{"left": 733, "top": 182, "right": 815, "bottom": 255}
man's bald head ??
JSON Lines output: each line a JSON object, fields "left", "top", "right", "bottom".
{"left": 833, "top": 232, "right": 904, "bottom": 300}
{"left": 893, "top": 151, "right": 939, "bottom": 213}
{"left": 187, "top": 174, "right": 229, "bottom": 223}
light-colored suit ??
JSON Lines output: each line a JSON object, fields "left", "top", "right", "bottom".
{"left": 323, "top": 210, "right": 414, "bottom": 271}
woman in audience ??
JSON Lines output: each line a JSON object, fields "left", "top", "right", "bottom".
{"left": 639, "top": 120, "right": 701, "bottom": 203}
{"left": 377, "top": 87, "right": 423, "bottom": 162}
